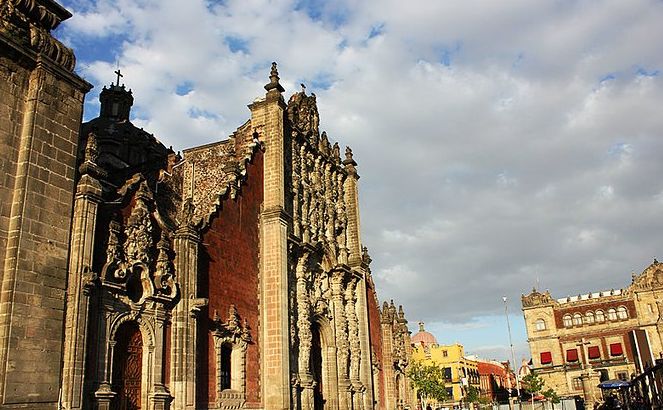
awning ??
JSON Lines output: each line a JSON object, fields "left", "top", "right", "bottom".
{"left": 598, "top": 379, "right": 630, "bottom": 389}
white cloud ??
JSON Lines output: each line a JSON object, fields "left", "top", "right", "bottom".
{"left": 57, "top": 0, "right": 663, "bottom": 359}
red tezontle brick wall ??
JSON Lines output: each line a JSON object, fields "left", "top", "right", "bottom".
{"left": 198, "top": 151, "right": 264, "bottom": 407}
{"left": 366, "top": 281, "right": 385, "bottom": 409}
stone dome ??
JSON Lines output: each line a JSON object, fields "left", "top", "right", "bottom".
{"left": 411, "top": 322, "right": 438, "bottom": 346}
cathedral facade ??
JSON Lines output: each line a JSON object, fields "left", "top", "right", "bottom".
{"left": 0, "top": 1, "right": 414, "bottom": 410}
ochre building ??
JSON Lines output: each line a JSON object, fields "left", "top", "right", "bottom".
{"left": 410, "top": 324, "right": 480, "bottom": 406}
{"left": 521, "top": 259, "right": 663, "bottom": 405}
{"left": 0, "top": 1, "right": 414, "bottom": 409}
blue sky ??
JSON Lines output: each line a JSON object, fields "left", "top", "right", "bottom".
{"left": 55, "top": 0, "right": 663, "bottom": 362}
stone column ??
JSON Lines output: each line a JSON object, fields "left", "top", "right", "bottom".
{"left": 296, "top": 255, "right": 315, "bottom": 410}
{"left": 380, "top": 305, "right": 396, "bottom": 410}
{"left": 171, "top": 222, "right": 200, "bottom": 410}
{"left": 332, "top": 270, "right": 352, "bottom": 410}
{"left": 580, "top": 371, "right": 600, "bottom": 407}
{"left": 250, "top": 63, "right": 291, "bottom": 410}
{"left": 61, "top": 169, "right": 102, "bottom": 409}
{"left": 345, "top": 277, "right": 365, "bottom": 410}
{"left": 151, "top": 308, "right": 173, "bottom": 410}
{"left": 342, "top": 150, "right": 361, "bottom": 267}
{"left": 354, "top": 274, "right": 375, "bottom": 410}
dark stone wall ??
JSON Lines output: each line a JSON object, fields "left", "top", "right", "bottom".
{"left": 0, "top": 33, "right": 90, "bottom": 408}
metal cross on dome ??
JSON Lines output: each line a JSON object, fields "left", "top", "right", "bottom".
{"left": 114, "top": 69, "right": 123, "bottom": 87}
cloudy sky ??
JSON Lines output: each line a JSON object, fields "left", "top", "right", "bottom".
{"left": 56, "top": 0, "right": 663, "bottom": 363}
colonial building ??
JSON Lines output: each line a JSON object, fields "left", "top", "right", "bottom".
{"left": 521, "top": 259, "right": 663, "bottom": 405}
{"left": 465, "top": 356, "right": 513, "bottom": 404}
{"left": 410, "top": 324, "right": 480, "bottom": 406}
{"left": 0, "top": 1, "right": 413, "bottom": 409}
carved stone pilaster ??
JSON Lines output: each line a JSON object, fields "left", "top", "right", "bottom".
{"left": 61, "top": 163, "right": 102, "bottom": 409}
{"left": 294, "top": 252, "right": 315, "bottom": 410}
{"left": 345, "top": 277, "right": 361, "bottom": 382}
{"left": 331, "top": 270, "right": 351, "bottom": 410}
{"left": 171, "top": 218, "right": 200, "bottom": 410}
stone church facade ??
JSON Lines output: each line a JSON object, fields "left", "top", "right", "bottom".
{"left": 0, "top": 1, "right": 415, "bottom": 410}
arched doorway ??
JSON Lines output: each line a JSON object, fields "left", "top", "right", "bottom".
{"left": 112, "top": 321, "right": 143, "bottom": 410}
{"left": 311, "top": 323, "right": 324, "bottom": 410}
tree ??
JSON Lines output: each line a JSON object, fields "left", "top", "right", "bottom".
{"left": 464, "top": 385, "right": 481, "bottom": 409}
{"left": 521, "top": 372, "right": 559, "bottom": 405}
{"left": 542, "top": 388, "right": 560, "bottom": 404}
{"left": 407, "top": 362, "right": 449, "bottom": 410}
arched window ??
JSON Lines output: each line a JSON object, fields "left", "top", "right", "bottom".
{"left": 607, "top": 308, "right": 617, "bottom": 321}
{"left": 535, "top": 319, "right": 546, "bottom": 331}
{"left": 584, "top": 312, "right": 595, "bottom": 324}
{"left": 617, "top": 306, "right": 628, "bottom": 320}
{"left": 563, "top": 314, "right": 573, "bottom": 327}
{"left": 572, "top": 313, "right": 583, "bottom": 326}
{"left": 596, "top": 310, "right": 605, "bottom": 322}
{"left": 212, "top": 305, "right": 251, "bottom": 406}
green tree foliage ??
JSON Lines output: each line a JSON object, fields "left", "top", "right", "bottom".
{"left": 465, "top": 385, "right": 480, "bottom": 403}
{"left": 407, "top": 362, "right": 449, "bottom": 409}
{"left": 542, "top": 388, "right": 560, "bottom": 403}
{"left": 521, "top": 372, "right": 560, "bottom": 404}
{"left": 522, "top": 373, "right": 545, "bottom": 397}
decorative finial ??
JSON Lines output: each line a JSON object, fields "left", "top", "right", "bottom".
{"left": 264, "top": 61, "right": 285, "bottom": 93}
{"left": 418, "top": 321, "right": 425, "bottom": 332}
{"left": 84, "top": 132, "right": 98, "bottom": 163}
{"left": 114, "top": 69, "right": 123, "bottom": 87}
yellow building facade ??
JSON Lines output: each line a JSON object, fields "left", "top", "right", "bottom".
{"left": 411, "top": 324, "right": 480, "bottom": 406}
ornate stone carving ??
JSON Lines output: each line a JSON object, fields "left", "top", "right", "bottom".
{"left": 521, "top": 288, "right": 556, "bottom": 308}
{"left": 345, "top": 277, "right": 361, "bottom": 382}
{"left": 212, "top": 305, "right": 252, "bottom": 410}
{"left": 331, "top": 269, "right": 350, "bottom": 378}
{"left": 295, "top": 253, "right": 313, "bottom": 376}
{"left": 124, "top": 182, "right": 154, "bottom": 266}
{"left": 153, "top": 233, "right": 176, "bottom": 298}
{"left": 212, "top": 305, "right": 251, "bottom": 345}
{"left": 99, "top": 179, "right": 178, "bottom": 306}
{"left": 29, "top": 25, "right": 76, "bottom": 70}
{"left": 287, "top": 91, "right": 319, "bottom": 137}
{"left": 179, "top": 127, "right": 261, "bottom": 228}
{"left": 0, "top": 0, "right": 76, "bottom": 71}
{"left": 629, "top": 260, "right": 663, "bottom": 291}
{"left": 290, "top": 128, "right": 349, "bottom": 258}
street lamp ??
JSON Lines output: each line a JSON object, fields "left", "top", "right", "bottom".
{"left": 502, "top": 296, "right": 521, "bottom": 399}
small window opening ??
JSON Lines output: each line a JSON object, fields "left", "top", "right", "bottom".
{"left": 220, "top": 344, "right": 232, "bottom": 390}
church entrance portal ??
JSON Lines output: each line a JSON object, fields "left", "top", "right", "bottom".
{"left": 311, "top": 324, "right": 324, "bottom": 410}
{"left": 112, "top": 322, "right": 143, "bottom": 410}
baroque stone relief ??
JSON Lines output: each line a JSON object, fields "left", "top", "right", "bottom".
{"left": 0, "top": 0, "right": 76, "bottom": 71}
{"left": 289, "top": 112, "right": 350, "bottom": 264}
{"left": 521, "top": 288, "right": 556, "bottom": 308}
{"left": 629, "top": 259, "right": 663, "bottom": 291}
{"left": 177, "top": 125, "right": 261, "bottom": 228}
{"left": 289, "top": 243, "right": 363, "bottom": 407}
{"left": 96, "top": 178, "right": 178, "bottom": 305}
{"left": 212, "top": 305, "right": 252, "bottom": 410}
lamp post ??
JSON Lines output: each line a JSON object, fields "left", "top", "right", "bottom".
{"left": 502, "top": 296, "right": 521, "bottom": 399}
